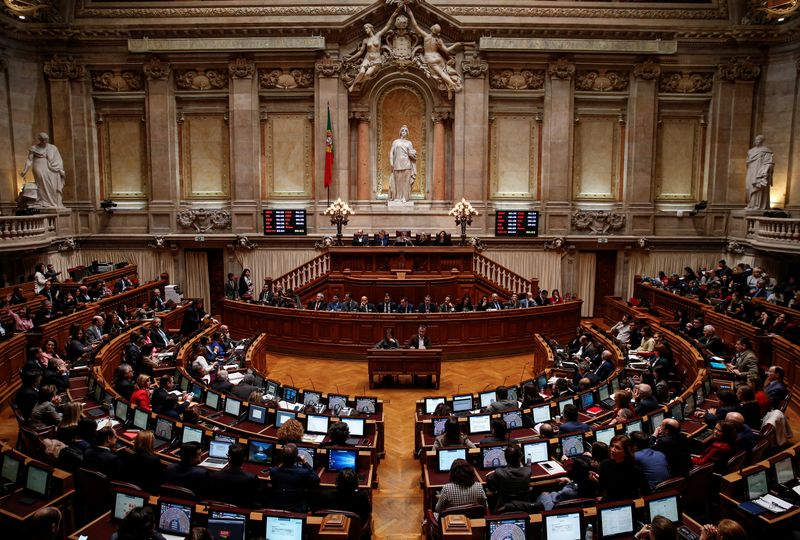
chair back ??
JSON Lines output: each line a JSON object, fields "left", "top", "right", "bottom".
{"left": 314, "top": 510, "right": 366, "bottom": 540}
{"left": 160, "top": 483, "right": 198, "bottom": 500}
{"left": 75, "top": 468, "right": 112, "bottom": 522}
{"left": 18, "top": 425, "right": 47, "bottom": 460}
{"left": 552, "top": 497, "right": 596, "bottom": 509}
{"left": 747, "top": 439, "right": 770, "bottom": 466}
{"left": 725, "top": 451, "right": 747, "bottom": 474}
{"left": 439, "top": 503, "right": 486, "bottom": 521}
{"left": 683, "top": 463, "right": 715, "bottom": 520}
{"left": 653, "top": 477, "right": 686, "bottom": 494}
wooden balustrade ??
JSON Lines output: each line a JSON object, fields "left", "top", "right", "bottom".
{"left": 96, "top": 279, "right": 166, "bottom": 316}
{"left": 473, "top": 253, "right": 534, "bottom": 296}
{"left": 271, "top": 253, "right": 330, "bottom": 294}
{"left": 770, "top": 336, "right": 800, "bottom": 411}
{"left": 55, "top": 264, "right": 139, "bottom": 294}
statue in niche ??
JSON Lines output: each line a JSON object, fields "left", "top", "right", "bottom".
{"left": 745, "top": 134, "right": 774, "bottom": 211}
{"left": 20, "top": 132, "right": 65, "bottom": 209}
{"left": 404, "top": 6, "right": 463, "bottom": 99}
{"left": 389, "top": 125, "right": 417, "bottom": 203}
{"left": 344, "top": 5, "right": 402, "bottom": 92}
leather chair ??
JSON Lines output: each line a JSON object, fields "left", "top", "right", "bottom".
{"left": 683, "top": 463, "right": 715, "bottom": 520}
{"left": 75, "top": 468, "right": 112, "bottom": 523}
{"left": 653, "top": 477, "right": 686, "bottom": 494}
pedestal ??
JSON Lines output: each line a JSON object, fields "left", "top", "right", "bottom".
{"left": 387, "top": 200, "right": 415, "bottom": 210}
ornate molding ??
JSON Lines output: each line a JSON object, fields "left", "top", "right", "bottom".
{"left": 57, "top": 237, "right": 77, "bottom": 252}
{"left": 258, "top": 68, "right": 313, "bottom": 90}
{"left": 228, "top": 57, "right": 254, "bottom": 79}
{"left": 633, "top": 59, "right": 661, "bottom": 81}
{"left": 43, "top": 55, "right": 85, "bottom": 81}
{"left": 233, "top": 235, "right": 257, "bottom": 250}
{"left": 726, "top": 240, "right": 746, "bottom": 255}
{"left": 78, "top": 6, "right": 361, "bottom": 18}
{"left": 489, "top": 69, "right": 545, "bottom": 90}
{"left": 315, "top": 56, "right": 342, "bottom": 78}
{"left": 147, "top": 235, "right": 169, "bottom": 250}
{"left": 431, "top": 111, "right": 451, "bottom": 123}
{"left": 571, "top": 210, "right": 626, "bottom": 235}
{"left": 143, "top": 58, "right": 170, "bottom": 81}
{"left": 548, "top": 58, "right": 575, "bottom": 80}
{"left": 717, "top": 57, "right": 761, "bottom": 82}
{"left": 91, "top": 69, "right": 144, "bottom": 92}
{"left": 441, "top": 1, "right": 728, "bottom": 20}
{"left": 659, "top": 71, "right": 713, "bottom": 94}
{"left": 461, "top": 53, "right": 488, "bottom": 79}
{"left": 351, "top": 110, "right": 371, "bottom": 123}
{"left": 175, "top": 69, "right": 228, "bottom": 90}
{"left": 176, "top": 208, "right": 231, "bottom": 233}
{"left": 575, "top": 69, "right": 629, "bottom": 92}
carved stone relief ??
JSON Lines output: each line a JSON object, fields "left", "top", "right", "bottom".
{"left": 490, "top": 69, "right": 545, "bottom": 90}
{"left": 228, "top": 57, "right": 254, "bottom": 79}
{"left": 571, "top": 210, "right": 626, "bottom": 234}
{"left": 143, "top": 58, "right": 170, "bottom": 81}
{"left": 717, "top": 57, "right": 761, "bottom": 82}
{"left": 258, "top": 69, "right": 314, "bottom": 89}
{"left": 659, "top": 71, "right": 713, "bottom": 93}
{"left": 91, "top": 69, "right": 144, "bottom": 92}
{"left": 315, "top": 56, "right": 342, "bottom": 78}
{"left": 176, "top": 208, "right": 231, "bottom": 233}
{"left": 633, "top": 59, "right": 661, "bottom": 81}
{"left": 43, "top": 55, "right": 85, "bottom": 80}
{"left": 175, "top": 69, "right": 228, "bottom": 90}
{"left": 461, "top": 53, "right": 488, "bottom": 79}
{"left": 575, "top": 70, "right": 629, "bottom": 92}
{"left": 548, "top": 58, "right": 575, "bottom": 80}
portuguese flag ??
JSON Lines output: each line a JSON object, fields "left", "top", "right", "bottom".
{"left": 324, "top": 104, "right": 334, "bottom": 189}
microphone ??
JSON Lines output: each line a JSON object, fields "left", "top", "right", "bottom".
{"left": 518, "top": 362, "right": 529, "bottom": 383}
{"left": 363, "top": 384, "right": 367, "bottom": 396}
{"left": 288, "top": 374, "right": 295, "bottom": 388}
{"left": 481, "top": 383, "right": 492, "bottom": 392}
{"left": 308, "top": 378, "right": 316, "bottom": 391}
{"left": 336, "top": 385, "right": 340, "bottom": 395}
{"left": 456, "top": 383, "right": 462, "bottom": 395}
{"left": 501, "top": 375, "right": 508, "bottom": 388}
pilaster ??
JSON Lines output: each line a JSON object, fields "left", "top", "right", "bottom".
{"left": 228, "top": 57, "right": 259, "bottom": 232}
{"left": 352, "top": 110, "right": 371, "bottom": 201}
{"left": 626, "top": 60, "right": 660, "bottom": 233}
{"left": 543, "top": 58, "right": 575, "bottom": 234}
{"left": 454, "top": 51, "right": 488, "bottom": 204}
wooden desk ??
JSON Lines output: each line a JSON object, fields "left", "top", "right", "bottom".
{"left": 367, "top": 348, "right": 442, "bottom": 389}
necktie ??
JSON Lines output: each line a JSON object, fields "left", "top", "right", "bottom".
{"left": 385, "top": 304, "right": 389, "bottom": 313}
{"left": 315, "top": 302, "right": 320, "bottom": 310}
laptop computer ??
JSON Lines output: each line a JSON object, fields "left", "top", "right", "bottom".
{"left": 327, "top": 394, "right": 348, "bottom": 414}
{"left": 341, "top": 417, "right": 367, "bottom": 445}
{"left": 247, "top": 440, "right": 274, "bottom": 468}
{"left": 303, "top": 390, "right": 321, "bottom": 407}
{"left": 436, "top": 447, "right": 467, "bottom": 473}
{"left": 598, "top": 383, "right": 615, "bottom": 408}
{"left": 181, "top": 425, "right": 204, "bottom": 445}
{"left": 431, "top": 416, "right": 448, "bottom": 437}
{"left": 773, "top": 455, "right": 799, "bottom": 492}
{"left": 522, "top": 440, "right": 549, "bottom": 465}
{"left": 479, "top": 391, "right": 497, "bottom": 408}
{"left": 264, "top": 515, "right": 303, "bottom": 540}
{"left": 542, "top": 509, "right": 583, "bottom": 540}
{"left": 531, "top": 404, "right": 552, "bottom": 424}
{"left": 480, "top": 444, "right": 508, "bottom": 470}
{"left": 200, "top": 440, "right": 232, "bottom": 469}
{"left": 327, "top": 448, "right": 358, "bottom": 471}
{"left": 1, "top": 453, "right": 22, "bottom": 486}
{"left": 132, "top": 408, "right": 150, "bottom": 431}
{"left": 275, "top": 410, "right": 296, "bottom": 428}
{"left": 282, "top": 386, "right": 299, "bottom": 404}
{"left": 559, "top": 434, "right": 584, "bottom": 458}
{"left": 158, "top": 500, "right": 193, "bottom": 540}
{"left": 468, "top": 414, "right": 492, "bottom": 435}
{"left": 306, "top": 414, "right": 329, "bottom": 435}
{"left": 594, "top": 426, "right": 616, "bottom": 446}
{"left": 502, "top": 410, "right": 523, "bottom": 429}
{"left": 207, "top": 509, "right": 247, "bottom": 540}
{"left": 112, "top": 488, "right": 146, "bottom": 522}
{"left": 452, "top": 394, "right": 473, "bottom": 415}
{"left": 247, "top": 404, "right": 268, "bottom": 425}
{"left": 598, "top": 501, "right": 636, "bottom": 539}
{"left": 113, "top": 399, "right": 130, "bottom": 423}
{"left": 355, "top": 396, "right": 377, "bottom": 415}
{"left": 644, "top": 492, "right": 681, "bottom": 523}
{"left": 424, "top": 396, "right": 446, "bottom": 415}
{"left": 624, "top": 419, "right": 644, "bottom": 436}
{"left": 153, "top": 417, "right": 177, "bottom": 450}
{"left": 295, "top": 445, "right": 316, "bottom": 469}
{"left": 19, "top": 464, "right": 51, "bottom": 504}
{"left": 485, "top": 515, "right": 527, "bottom": 540}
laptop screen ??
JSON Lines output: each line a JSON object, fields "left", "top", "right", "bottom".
{"left": 479, "top": 391, "right": 497, "bottom": 408}
{"left": 425, "top": 397, "right": 445, "bottom": 414}
{"left": 191, "top": 383, "right": 203, "bottom": 401}
{"left": 543, "top": 511, "right": 581, "bottom": 540}
{"left": 247, "top": 404, "right": 267, "bottom": 425}
{"left": 594, "top": 427, "right": 616, "bottom": 446}
{"left": 561, "top": 434, "right": 584, "bottom": 458}
{"left": 205, "top": 391, "right": 221, "bottom": 410}
{"left": 114, "top": 399, "right": 129, "bottom": 422}
{"left": 209, "top": 440, "right": 232, "bottom": 460}
{"left": 155, "top": 418, "right": 174, "bottom": 441}
{"left": 599, "top": 504, "right": 635, "bottom": 538}
{"left": 327, "top": 394, "right": 348, "bottom": 412}
{"left": 649, "top": 411, "right": 665, "bottom": 433}
{"left": 683, "top": 394, "right": 695, "bottom": 416}
{"left": 774, "top": 457, "right": 795, "bottom": 485}
{"left": 158, "top": 501, "right": 193, "bottom": 536}
{"left": 182, "top": 425, "right": 203, "bottom": 445}
{"left": 506, "top": 386, "right": 518, "bottom": 401}
{"left": 432, "top": 417, "right": 448, "bottom": 437}
{"left": 437, "top": 448, "right": 466, "bottom": 472}
{"left": 452, "top": 394, "right": 473, "bottom": 413}
{"left": 557, "top": 398, "right": 572, "bottom": 415}
{"left": 745, "top": 469, "right": 769, "bottom": 500}
{"left": 469, "top": 415, "right": 491, "bottom": 434}
{"left": 695, "top": 386, "right": 705, "bottom": 406}
{"left": 486, "top": 517, "right": 527, "bottom": 540}
{"left": 532, "top": 404, "right": 551, "bottom": 423}
{"left": 25, "top": 465, "right": 49, "bottom": 497}
{"left": 265, "top": 380, "right": 279, "bottom": 398}
{"left": 207, "top": 516, "right": 246, "bottom": 540}
{"left": 113, "top": 491, "right": 145, "bottom": 520}
{"left": 178, "top": 374, "right": 189, "bottom": 391}
{"left": 264, "top": 516, "right": 303, "bottom": 540}
{"left": 224, "top": 397, "right": 242, "bottom": 417}
{"left": 503, "top": 410, "right": 523, "bottom": 429}
{"left": 341, "top": 417, "right": 365, "bottom": 437}
{"left": 355, "top": 397, "right": 377, "bottom": 415}
{"left": 303, "top": 390, "right": 321, "bottom": 406}
{"left": 247, "top": 440, "right": 274, "bottom": 466}
{"left": 580, "top": 392, "right": 594, "bottom": 410}
{"left": 306, "top": 414, "right": 329, "bottom": 434}
{"left": 646, "top": 494, "right": 680, "bottom": 523}
{"left": 598, "top": 384, "right": 610, "bottom": 401}
{"left": 328, "top": 448, "right": 358, "bottom": 471}
{"left": 275, "top": 410, "right": 296, "bottom": 428}
{"left": 133, "top": 408, "right": 149, "bottom": 431}
{"left": 1, "top": 454, "right": 21, "bottom": 483}
{"left": 624, "top": 419, "right": 643, "bottom": 435}
{"left": 523, "top": 441, "right": 549, "bottom": 465}
{"left": 282, "top": 386, "right": 298, "bottom": 404}
{"left": 670, "top": 402, "right": 684, "bottom": 421}
{"left": 481, "top": 445, "right": 508, "bottom": 470}
{"left": 296, "top": 446, "right": 316, "bottom": 469}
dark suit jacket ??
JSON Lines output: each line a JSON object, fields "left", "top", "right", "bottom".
{"left": 83, "top": 446, "right": 122, "bottom": 478}
{"left": 14, "top": 386, "right": 39, "bottom": 418}
{"left": 378, "top": 302, "right": 397, "bottom": 313}
{"left": 356, "top": 303, "right": 376, "bottom": 313}
{"left": 211, "top": 380, "right": 234, "bottom": 395}
{"left": 342, "top": 300, "right": 359, "bottom": 312}
{"left": 486, "top": 465, "right": 532, "bottom": 511}
{"left": 121, "top": 450, "right": 165, "bottom": 493}
{"left": 406, "top": 335, "right": 432, "bottom": 349}
{"left": 307, "top": 301, "right": 328, "bottom": 311}
{"left": 635, "top": 395, "right": 661, "bottom": 417}
{"left": 652, "top": 432, "right": 692, "bottom": 477}
{"left": 417, "top": 302, "right": 439, "bottom": 313}
{"left": 150, "top": 328, "right": 171, "bottom": 349}
{"left": 114, "top": 379, "right": 135, "bottom": 401}
{"left": 210, "top": 467, "right": 260, "bottom": 507}
{"left": 373, "top": 234, "right": 389, "bottom": 246}
{"left": 164, "top": 463, "right": 209, "bottom": 499}
{"left": 232, "top": 383, "right": 260, "bottom": 401}
{"left": 352, "top": 234, "right": 370, "bottom": 246}
{"left": 149, "top": 295, "right": 166, "bottom": 312}
{"left": 269, "top": 463, "right": 320, "bottom": 512}
{"left": 315, "top": 489, "right": 372, "bottom": 522}
{"left": 699, "top": 335, "right": 725, "bottom": 356}
{"left": 396, "top": 304, "right": 414, "bottom": 313}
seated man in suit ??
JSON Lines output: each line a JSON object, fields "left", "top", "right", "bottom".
{"left": 406, "top": 324, "right": 431, "bottom": 349}
{"left": 232, "top": 372, "right": 260, "bottom": 400}
{"left": 75, "top": 285, "right": 93, "bottom": 304}
{"left": 352, "top": 229, "right": 370, "bottom": 246}
{"left": 486, "top": 386, "right": 518, "bottom": 413}
{"left": 729, "top": 336, "right": 760, "bottom": 384}
{"left": 83, "top": 426, "right": 122, "bottom": 478}
{"left": 696, "top": 324, "right": 725, "bottom": 356}
{"left": 307, "top": 292, "right": 328, "bottom": 311}
{"left": 149, "top": 317, "right": 174, "bottom": 349}
{"left": 593, "top": 350, "right": 616, "bottom": 381}
{"left": 489, "top": 293, "right": 504, "bottom": 311}
{"left": 417, "top": 295, "right": 439, "bottom": 313}
{"left": 634, "top": 384, "right": 661, "bottom": 417}
{"left": 439, "top": 295, "right": 456, "bottom": 313}
{"left": 211, "top": 370, "right": 235, "bottom": 394}
{"left": 394, "top": 230, "right": 414, "bottom": 246}
{"left": 378, "top": 293, "right": 396, "bottom": 314}
{"left": 114, "top": 275, "right": 134, "bottom": 294}
{"left": 373, "top": 229, "right": 390, "bottom": 246}
{"left": 764, "top": 365, "right": 788, "bottom": 407}
{"left": 149, "top": 289, "right": 167, "bottom": 312}
{"left": 485, "top": 444, "right": 531, "bottom": 513}
{"left": 519, "top": 292, "right": 536, "bottom": 308}
{"left": 535, "top": 290, "right": 551, "bottom": 306}
{"left": 34, "top": 301, "right": 59, "bottom": 327}
{"left": 342, "top": 292, "right": 359, "bottom": 312}
{"left": 327, "top": 294, "right": 343, "bottom": 312}
{"left": 164, "top": 442, "right": 209, "bottom": 498}
{"left": 480, "top": 418, "right": 515, "bottom": 444}
{"left": 210, "top": 443, "right": 260, "bottom": 508}
{"left": 357, "top": 296, "right": 376, "bottom": 313}
{"left": 397, "top": 297, "right": 414, "bottom": 313}
{"left": 504, "top": 294, "right": 521, "bottom": 309}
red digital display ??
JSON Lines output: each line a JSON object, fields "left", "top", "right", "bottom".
{"left": 495, "top": 210, "right": 539, "bottom": 237}
{"left": 262, "top": 209, "right": 307, "bottom": 236}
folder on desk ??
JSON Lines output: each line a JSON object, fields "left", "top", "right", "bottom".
{"left": 738, "top": 501, "right": 768, "bottom": 515}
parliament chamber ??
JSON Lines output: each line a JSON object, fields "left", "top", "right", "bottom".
{"left": 2, "top": 0, "right": 800, "bottom": 539}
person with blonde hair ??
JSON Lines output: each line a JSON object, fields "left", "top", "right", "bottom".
{"left": 56, "top": 401, "right": 83, "bottom": 443}
{"left": 277, "top": 418, "right": 304, "bottom": 444}
{"left": 129, "top": 374, "right": 152, "bottom": 411}
{"left": 699, "top": 519, "right": 747, "bottom": 540}
{"left": 120, "top": 430, "right": 164, "bottom": 493}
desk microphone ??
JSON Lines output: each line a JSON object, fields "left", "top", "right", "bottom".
{"left": 456, "top": 383, "right": 462, "bottom": 395}
{"left": 481, "top": 383, "right": 492, "bottom": 392}
{"left": 518, "top": 362, "right": 529, "bottom": 384}
{"left": 288, "top": 374, "right": 296, "bottom": 388}
{"left": 308, "top": 379, "right": 316, "bottom": 391}
{"left": 336, "top": 385, "right": 340, "bottom": 395}
{"left": 501, "top": 375, "right": 508, "bottom": 388}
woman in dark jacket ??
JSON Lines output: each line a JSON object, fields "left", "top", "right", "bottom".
{"left": 66, "top": 324, "right": 93, "bottom": 364}
{"left": 180, "top": 299, "right": 207, "bottom": 337}
{"left": 595, "top": 434, "right": 651, "bottom": 501}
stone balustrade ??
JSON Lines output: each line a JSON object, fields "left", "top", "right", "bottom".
{"left": 0, "top": 214, "right": 57, "bottom": 249}
{"left": 745, "top": 216, "right": 800, "bottom": 251}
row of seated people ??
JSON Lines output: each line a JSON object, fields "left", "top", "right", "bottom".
{"left": 352, "top": 229, "right": 452, "bottom": 246}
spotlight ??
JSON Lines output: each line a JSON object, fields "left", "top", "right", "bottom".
{"left": 688, "top": 200, "right": 707, "bottom": 217}
{"left": 100, "top": 199, "right": 117, "bottom": 214}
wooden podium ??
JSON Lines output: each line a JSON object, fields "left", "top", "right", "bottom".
{"left": 367, "top": 348, "right": 442, "bottom": 389}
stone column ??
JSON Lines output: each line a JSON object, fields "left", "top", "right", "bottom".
{"left": 352, "top": 110, "right": 371, "bottom": 201}
{"left": 707, "top": 58, "right": 760, "bottom": 208}
{"left": 143, "top": 58, "right": 178, "bottom": 232}
{"left": 0, "top": 56, "right": 13, "bottom": 213}
{"left": 454, "top": 51, "right": 488, "bottom": 203}
{"left": 43, "top": 55, "right": 87, "bottom": 205}
{"left": 315, "top": 55, "right": 347, "bottom": 202}
{"left": 626, "top": 60, "right": 661, "bottom": 234}
{"left": 543, "top": 58, "right": 575, "bottom": 234}
{"left": 431, "top": 110, "right": 449, "bottom": 201}
{"left": 228, "top": 57, "right": 259, "bottom": 233}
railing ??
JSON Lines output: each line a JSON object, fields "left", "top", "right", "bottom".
{"left": 472, "top": 253, "right": 531, "bottom": 295}
{"left": 746, "top": 216, "right": 800, "bottom": 247}
{"left": 0, "top": 214, "right": 56, "bottom": 244}
{"left": 272, "top": 253, "right": 330, "bottom": 293}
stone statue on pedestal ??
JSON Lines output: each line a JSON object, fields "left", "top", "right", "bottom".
{"left": 20, "top": 132, "right": 65, "bottom": 209}
{"left": 745, "top": 134, "right": 774, "bottom": 211}
{"left": 389, "top": 125, "right": 417, "bottom": 203}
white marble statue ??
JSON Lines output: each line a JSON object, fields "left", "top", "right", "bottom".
{"left": 405, "top": 6, "right": 463, "bottom": 99}
{"left": 389, "top": 125, "right": 417, "bottom": 203}
{"left": 344, "top": 6, "right": 402, "bottom": 92}
{"left": 745, "top": 134, "right": 774, "bottom": 211}
{"left": 20, "top": 132, "right": 65, "bottom": 209}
